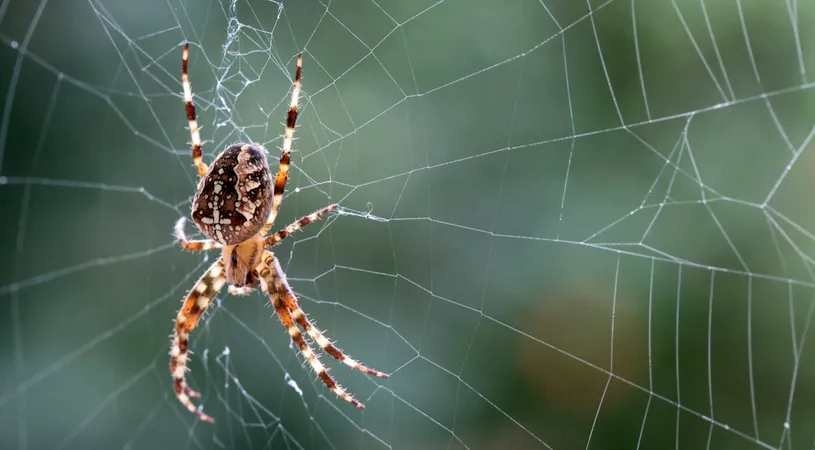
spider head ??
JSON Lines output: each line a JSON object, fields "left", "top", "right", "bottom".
{"left": 191, "top": 143, "right": 272, "bottom": 245}
{"left": 222, "top": 234, "right": 265, "bottom": 287}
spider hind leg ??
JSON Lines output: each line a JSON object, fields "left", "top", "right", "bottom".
{"left": 182, "top": 43, "right": 207, "bottom": 178}
{"left": 261, "top": 53, "right": 302, "bottom": 236}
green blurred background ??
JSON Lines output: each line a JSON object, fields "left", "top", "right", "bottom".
{"left": 2, "top": 0, "right": 815, "bottom": 449}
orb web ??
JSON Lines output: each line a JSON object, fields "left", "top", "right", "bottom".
{"left": 1, "top": 0, "right": 815, "bottom": 449}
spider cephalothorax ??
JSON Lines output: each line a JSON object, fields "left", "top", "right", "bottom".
{"left": 170, "top": 44, "right": 388, "bottom": 424}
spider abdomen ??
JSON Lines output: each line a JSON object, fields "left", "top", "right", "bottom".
{"left": 191, "top": 143, "right": 272, "bottom": 245}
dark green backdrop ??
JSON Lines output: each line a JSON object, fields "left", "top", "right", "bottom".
{"left": 2, "top": 0, "right": 815, "bottom": 449}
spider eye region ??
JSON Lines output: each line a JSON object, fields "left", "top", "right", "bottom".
{"left": 191, "top": 143, "right": 272, "bottom": 245}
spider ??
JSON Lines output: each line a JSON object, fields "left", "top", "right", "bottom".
{"left": 170, "top": 43, "right": 389, "bottom": 423}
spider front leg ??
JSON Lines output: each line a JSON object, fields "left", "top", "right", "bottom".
{"left": 175, "top": 217, "right": 221, "bottom": 251}
{"left": 256, "top": 250, "right": 366, "bottom": 408}
{"left": 170, "top": 259, "right": 226, "bottom": 423}
{"left": 264, "top": 253, "right": 389, "bottom": 379}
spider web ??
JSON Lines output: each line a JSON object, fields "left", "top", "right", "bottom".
{"left": 1, "top": 0, "right": 815, "bottom": 448}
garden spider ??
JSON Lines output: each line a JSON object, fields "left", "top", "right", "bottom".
{"left": 170, "top": 43, "right": 389, "bottom": 423}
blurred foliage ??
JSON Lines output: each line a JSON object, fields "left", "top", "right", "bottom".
{"left": 1, "top": 0, "right": 815, "bottom": 449}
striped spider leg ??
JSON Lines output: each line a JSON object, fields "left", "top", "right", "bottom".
{"left": 169, "top": 259, "right": 226, "bottom": 423}
{"left": 260, "top": 51, "right": 301, "bottom": 237}
{"left": 170, "top": 44, "right": 388, "bottom": 423}
{"left": 182, "top": 44, "right": 207, "bottom": 178}
{"left": 256, "top": 251, "right": 389, "bottom": 409}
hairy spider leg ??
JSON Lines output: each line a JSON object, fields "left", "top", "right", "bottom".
{"left": 264, "top": 204, "right": 338, "bottom": 247}
{"left": 170, "top": 259, "right": 226, "bottom": 423}
{"left": 257, "top": 251, "right": 365, "bottom": 408}
{"left": 266, "top": 253, "right": 389, "bottom": 379}
{"left": 228, "top": 286, "right": 254, "bottom": 296}
{"left": 261, "top": 53, "right": 302, "bottom": 236}
{"left": 174, "top": 217, "right": 222, "bottom": 251}
{"left": 182, "top": 43, "right": 207, "bottom": 178}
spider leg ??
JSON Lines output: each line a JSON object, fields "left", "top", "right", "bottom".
{"left": 263, "top": 204, "right": 337, "bottom": 247}
{"left": 174, "top": 217, "right": 222, "bottom": 251}
{"left": 182, "top": 43, "right": 208, "bottom": 178}
{"left": 264, "top": 253, "right": 389, "bottom": 379}
{"left": 228, "top": 285, "right": 254, "bottom": 296}
{"left": 170, "top": 259, "right": 226, "bottom": 423}
{"left": 261, "top": 53, "right": 302, "bottom": 236}
{"left": 256, "top": 250, "right": 365, "bottom": 408}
